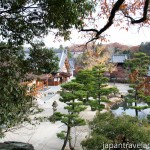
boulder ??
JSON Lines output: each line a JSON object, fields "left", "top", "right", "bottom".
{"left": 0, "top": 141, "right": 34, "bottom": 150}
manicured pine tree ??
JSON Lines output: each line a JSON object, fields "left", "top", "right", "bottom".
{"left": 90, "top": 65, "right": 115, "bottom": 112}
{"left": 54, "top": 81, "right": 86, "bottom": 150}
{"left": 125, "top": 52, "right": 150, "bottom": 116}
{"left": 81, "top": 112, "right": 150, "bottom": 150}
{"left": 75, "top": 69, "right": 95, "bottom": 104}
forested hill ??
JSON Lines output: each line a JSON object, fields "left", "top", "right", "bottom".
{"left": 69, "top": 42, "right": 139, "bottom": 53}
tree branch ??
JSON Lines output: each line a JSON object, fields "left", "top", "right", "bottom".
{"left": 80, "top": 28, "right": 99, "bottom": 34}
{"left": 131, "top": 0, "right": 149, "bottom": 24}
{"left": 86, "top": 37, "right": 99, "bottom": 45}
{"left": 81, "top": 0, "right": 125, "bottom": 44}
{"left": 123, "top": 0, "right": 150, "bottom": 24}
{"left": 97, "top": 0, "right": 125, "bottom": 36}
{"left": 82, "top": 0, "right": 150, "bottom": 44}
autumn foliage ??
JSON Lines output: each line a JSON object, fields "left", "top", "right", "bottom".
{"left": 81, "top": 0, "right": 150, "bottom": 44}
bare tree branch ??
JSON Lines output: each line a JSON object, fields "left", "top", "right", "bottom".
{"left": 86, "top": 37, "right": 99, "bottom": 45}
{"left": 80, "top": 28, "right": 99, "bottom": 34}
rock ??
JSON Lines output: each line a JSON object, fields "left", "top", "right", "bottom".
{"left": 0, "top": 141, "right": 34, "bottom": 150}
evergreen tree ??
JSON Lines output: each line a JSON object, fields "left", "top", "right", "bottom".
{"left": 75, "top": 69, "right": 95, "bottom": 104}
{"left": 0, "top": 42, "right": 38, "bottom": 137}
{"left": 125, "top": 52, "right": 150, "bottom": 116}
{"left": 139, "top": 42, "right": 150, "bottom": 56}
{"left": 54, "top": 82, "right": 86, "bottom": 150}
{"left": 28, "top": 42, "right": 59, "bottom": 74}
{"left": 81, "top": 112, "right": 150, "bottom": 150}
{"left": 75, "top": 66, "right": 118, "bottom": 111}
{"left": 90, "top": 65, "right": 115, "bottom": 111}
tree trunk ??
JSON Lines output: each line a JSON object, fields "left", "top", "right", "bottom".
{"left": 69, "top": 136, "right": 75, "bottom": 150}
{"left": 134, "top": 90, "right": 138, "bottom": 117}
{"left": 86, "top": 92, "right": 89, "bottom": 104}
{"left": 61, "top": 126, "right": 71, "bottom": 150}
{"left": 135, "top": 101, "right": 138, "bottom": 117}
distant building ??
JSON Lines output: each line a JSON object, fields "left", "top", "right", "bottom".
{"left": 109, "top": 54, "right": 128, "bottom": 82}
{"left": 109, "top": 54, "right": 128, "bottom": 67}
{"left": 24, "top": 48, "right": 74, "bottom": 86}
{"left": 148, "top": 66, "right": 150, "bottom": 76}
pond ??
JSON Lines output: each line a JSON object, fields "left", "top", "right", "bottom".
{"left": 111, "top": 101, "right": 150, "bottom": 119}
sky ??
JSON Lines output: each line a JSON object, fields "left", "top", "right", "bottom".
{"left": 43, "top": 24, "right": 150, "bottom": 48}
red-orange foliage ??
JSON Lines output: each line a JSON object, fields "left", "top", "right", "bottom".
{"left": 129, "top": 70, "right": 150, "bottom": 95}
{"left": 81, "top": 0, "right": 150, "bottom": 44}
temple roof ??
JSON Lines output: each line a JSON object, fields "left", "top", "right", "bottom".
{"left": 24, "top": 48, "right": 73, "bottom": 73}
{"left": 110, "top": 54, "right": 128, "bottom": 63}
{"left": 148, "top": 66, "right": 150, "bottom": 76}
{"left": 53, "top": 49, "right": 67, "bottom": 72}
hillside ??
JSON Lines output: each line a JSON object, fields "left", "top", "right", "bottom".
{"left": 69, "top": 42, "right": 139, "bottom": 53}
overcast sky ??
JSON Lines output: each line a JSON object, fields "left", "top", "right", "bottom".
{"left": 43, "top": 24, "right": 150, "bottom": 48}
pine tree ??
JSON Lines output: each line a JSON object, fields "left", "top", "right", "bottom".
{"left": 125, "top": 52, "right": 150, "bottom": 116}
{"left": 75, "top": 69, "right": 95, "bottom": 104}
{"left": 54, "top": 82, "right": 86, "bottom": 150}
{"left": 90, "top": 65, "right": 115, "bottom": 111}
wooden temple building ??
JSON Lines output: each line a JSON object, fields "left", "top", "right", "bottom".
{"left": 109, "top": 54, "right": 128, "bottom": 67}
{"left": 22, "top": 49, "right": 74, "bottom": 96}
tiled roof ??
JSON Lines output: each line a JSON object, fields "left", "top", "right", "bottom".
{"left": 148, "top": 66, "right": 150, "bottom": 76}
{"left": 110, "top": 54, "right": 128, "bottom": 63}
{"left": 24, "top": 48, "right": 74, "bottom": 72}
{"left": 69, "top": 59, "right": 75, "bottom": 70}
{"left": 53, "top": 49, "right": 67, "bottom": 72}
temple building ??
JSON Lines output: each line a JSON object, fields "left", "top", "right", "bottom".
{"left": 109, "top": 54, "right": 128, "bottom": 67}
{"left": 22, "top": 48, "right": 75, "bottom": 96}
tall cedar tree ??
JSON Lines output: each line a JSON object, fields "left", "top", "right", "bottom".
{"left": 125, "top": 52, "right": 150, "bottom": 116}
{"left": 54, "top": 82, "right": 86, "bottom": 150}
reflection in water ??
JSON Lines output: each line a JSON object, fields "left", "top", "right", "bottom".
{"left": 111, "top": 101, "right": 150, "bottom": 119}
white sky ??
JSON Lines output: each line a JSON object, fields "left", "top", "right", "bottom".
{"left": 43, "top": 25, "right": 150, "bottom": 48}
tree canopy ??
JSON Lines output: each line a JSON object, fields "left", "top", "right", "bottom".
{"left": 28, "top": 42, "right": 59, "bottom": 74}
{"left": 0, "top": 1, "right": 150, "bottom": 45}
{"left": 0, "top": 0, "right": 93, "bottom": 45}
{"left": 139, "top": 42, "right": 150, "bottom": 56}
{"left": 81, "top": 112, "right": 150, "bottom": 150}
{"left": 0, "top": 42, "right": 38, "bottom": 137}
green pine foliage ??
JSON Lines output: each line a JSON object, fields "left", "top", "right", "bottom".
{"left": 75, "top": 69, "right": 95, "bottom": 104}
{"left": 125, "top": 52, "right": 150, "bottom": 116}
{"left": 90, "top": 65, "right": 116, "bottom": 111}
{"left": 75, "top": 65, "right": 118, "bottom": 111}
{"left": 54, "top": 81, "right": 87, "bottom": 150}
{"left": 81, "top": 112, "right": 150, "bottom": 150}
